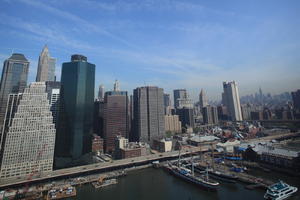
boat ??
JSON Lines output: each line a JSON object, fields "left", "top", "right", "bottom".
{"left": 195, "top": 165, "right": 238, "bottom": 183}
{"left": 164, "top": 142, "right": 219, "bottom": 190}
{"left": 47, "top": 185, "right": 76, "bottom": 200}
{"left": 166, "top": 163, "right": 219, "bottom": 190}
{"left": 264, "top": 180, "right": 298, "bottom": 200}
{"left": 92, "top": 179, "right": 118, "bottom": 189}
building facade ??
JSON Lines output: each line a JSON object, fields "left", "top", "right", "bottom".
{"left": 55, "top": 55, "right": 95, "bottom": 164}
{"left": 133, "top": 86, "right": 165, "bottom": 144}
{"left": 199, "top": 89, "right": 208, "bottom": 110}
{"left": 202, "top": 105, "right": 218, "bottom": 124}
{"left": 165, "top": 115, "right": 182, "bottom": 133}
{"left": 176, "top": 107, "right": 195, "bottom": 128}
{"left": 103, "top": 90, "right": 128, "bottom": 154}
{"left": 291, "top": 89, "right": 300, "bottom": 111}
{"left": 0, "top": 82, "right": 56, "bottom": 179}
{"left": 0, "top": 53, "right": 29, "bottom": 132}
{"left": 36, "top": 45, "right": 56, "bottom": 82}
{"left": 98, "top": 84, "right": 105, "bottom": 100}
{"left": 45, "top": 81, "right": 61, "bottom": 127}
{"left": 222, "top": 81, "right": 243, "bottom": 121}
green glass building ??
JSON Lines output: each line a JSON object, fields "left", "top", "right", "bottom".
{"left": 55, "top": 55, "right": 95, "bottom": 166}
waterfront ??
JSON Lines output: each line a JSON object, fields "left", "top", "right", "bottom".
{"left": 72, "top": 168, "right": 300, "bottom": 200}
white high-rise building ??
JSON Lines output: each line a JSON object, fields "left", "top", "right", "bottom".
{"left": 222, "top": 81, "right": 243, "bottom": 121}
{"left": 199, "top": 89, "right": 208, "bottom": 109}
{"left": 98, "top": 84, "right": 105, "bottom": 100}
{"left": 114, "top": 80, "right": 120, "bottom": 92}
{"left": 0, "top": 82, "right": 56, "bottom": 179}
{"left": 36, "top": 45, "right": 56, "bottom": 82}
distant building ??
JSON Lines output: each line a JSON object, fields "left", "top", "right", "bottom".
{"left": 36, "top": 45, "right": 56, "bottom": 82}
{"left": 132, "top": 86, "right": 165, "bottom": 144}
{"left": 93, "top": 100, "right": 105, "bottom": 138}
{"left": 45, "top": 81, "right": 60, "bottom": 126}
{"left": 199, "top": 89, "right": 208, "bottom": 110}
{"left": 163, "top": 93, "right": 172, "bottom": 115}
{"left": 176, "top": 107, "right": 195, "bottom": 128}
{"left": 217, "top": 105, "right": 228, "bottom": 120}
{"left": 0, "top": 82, "right": 56, "bottom": 179}
{"left": 173, "top": 89, "right": 193, "bottom": 109}
{"left": 55, "top": 55, "right": 95, "bottom": 166}
{"left": 251, "top": 111, "right": 263, "bottom": 120}
{"left": 98, "top": 84, "right": 105, "bottom": 100}
{"left": 0, "top": 53, "right": 29, "bottom": 132}
{"left": 291, "top": 89, "right": 300, "bottom": 111}
{"left": 262, "top": 108, "right": 272, "bottom": 120}
{"left": 202, "top": 105, "right": 218, "bottom": 124}
{"left": 103, "top": 89, "right": 128, "bottom": 154}
{"left": 241, "top": 104, "right": 252, "bottom": 120}
{"left": 91, "top": 134, "right": 104, "bottom": 155}
{"left": 222, "top": 81, "right": 243, "bottom": 121}
{"left": 165, "top": 115, "right": 182, "bottom": 133}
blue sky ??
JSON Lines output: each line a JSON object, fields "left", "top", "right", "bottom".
{"left": 0, "top": 0, "right": 299, "bottom": 100}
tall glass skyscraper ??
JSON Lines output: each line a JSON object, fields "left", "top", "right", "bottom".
{"left": 0, "top": 53, "right": 29, "bottom": 132}
{"left": 55, "top": 55, "right": 95, "bottom": 166}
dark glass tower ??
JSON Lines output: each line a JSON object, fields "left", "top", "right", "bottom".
{"left": 55, "top": 55, "right": 95, "bottom": 166}
{"left": 0, "top": 53, "right": 29, "bottom": 131}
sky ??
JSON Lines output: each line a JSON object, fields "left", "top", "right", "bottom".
{"left": 0, "top": 0, "right": 299, "bottom": 101}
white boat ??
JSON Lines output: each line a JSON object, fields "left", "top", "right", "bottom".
{"left": 264, "top": 180, "right": 298, "bottom": 200}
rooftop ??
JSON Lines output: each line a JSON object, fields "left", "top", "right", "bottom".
{"left": 8, "top": 53, "right": 28, "bottom": 62}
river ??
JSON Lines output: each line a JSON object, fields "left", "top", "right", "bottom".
{"left": 71, "top": 167, "right": 299, "bottom": 200}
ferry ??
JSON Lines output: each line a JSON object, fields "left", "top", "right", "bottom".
{"left": 264, "top": 180, "right": 298, "bottom": 200}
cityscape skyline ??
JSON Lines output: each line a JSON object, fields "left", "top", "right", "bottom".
{"left": 0, "top": 0, "right": 299, "bottom": 100}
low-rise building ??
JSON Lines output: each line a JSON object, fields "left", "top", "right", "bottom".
{"left": 216, "top": 139, "right": 240, "bottom": 153}
{"left": 92, "top": 134, "right": 104, "bottom": 155}
{"left": 187, "top": 135, "right": 220, "bottom": 150}
{"left": 153, "top": 139, "right": 172, "bottom": 152}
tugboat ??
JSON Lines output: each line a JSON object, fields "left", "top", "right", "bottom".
{"left": 264, "top": 180, "right": 298, "bottom": 200}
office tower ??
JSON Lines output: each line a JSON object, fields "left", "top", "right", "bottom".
{"left": 114, "top": 80, "right": 120, "bottom": 92}
{"left": 217, "top": 105, "right": 228, "bottom": 120}
{"left": 36, "top": 45, "right": 56, "bottom": 82}
{"left": 45, "top": 81, "right": 60, "bottom": 126}
{"left": 103, "top": 90, "right": 128, "bottom": 154}
{"left": 241, "top": 104, "right": 252, "bottom": 120}
{"left": 98, "top": 84, "right": 105, "bottom": 100}
{"left": 222, "top": 81, "right": 243, "bottom": 121}
{"left": 173, "top": 89, "right": 193, "bottom": 109}
{"left": 176, "top": 107, "right": 195, "bottom": 128}
{"left": 56, "top": 55, "right": 95, "bottom": 164}
{"left": 199, "top": 89, "right": 208, "bottom": 110}
{"left": 165, "top": 115, "right": 182, "bottom": 133}
{"left": 202, "top": 106, "right": 218, "bottom": 124}
{"left": 0, "top": 82, "right": 55, "bottom": 179}
{"left": 164, "top": 93, "right": 172, "bottom": 115}
{"left": 291, "top": 89, "right": 300, "bottom": 111}
{"left": 133, "top": 86, "right": 165, "bottom": 144}
{"left": 0, "top": 53, "right": 29, "bottom": 131}
{"left": 93, "top": 100, "right": 105, "bottom": 138}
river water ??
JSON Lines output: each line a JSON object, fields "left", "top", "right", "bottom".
{"left": 71, "top": 168, "right": 299, "bottom": 200}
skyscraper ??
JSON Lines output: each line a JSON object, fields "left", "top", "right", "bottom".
{"left": 222, "top": 81, "right": 243, "bottom": 121}
{"left": 114, "top": 80, "right": 120, "bottom": 91}
{"left": 0, "top": 82, "right": 56, "bottom": 179}
{"left": 163, "top": 93, "right": 171, "bottom": 115}
{"left": 133, "top": 86, "right": 165, "bottom": 144}
{"left": 291, "top": 89, "right": 300, "bottom": 111}
{"left": 199, "top": 89, "right": 208, "bottom": 110}
{"left": 202, "top": 105, "right": 218, "bottom": 124}
{"left": 36, "top": 45, "right": 56, "bottom": 82}
{"left": 0, "top": 53, "right": 29, "bottom": 131}
{"left": 173, "top": 89, "right": 193, "bottom": 109}
{"left": 98, "top": 84, "right": 105, "bottom": 100}
{"left": 103, "top": 90, "right": 128, "bottom": 154}
{"left": 45, "top": 81, "right": 61, "bottom": 127}
{"left": 55, "top": 55, "right": 95, "bottom": 165}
